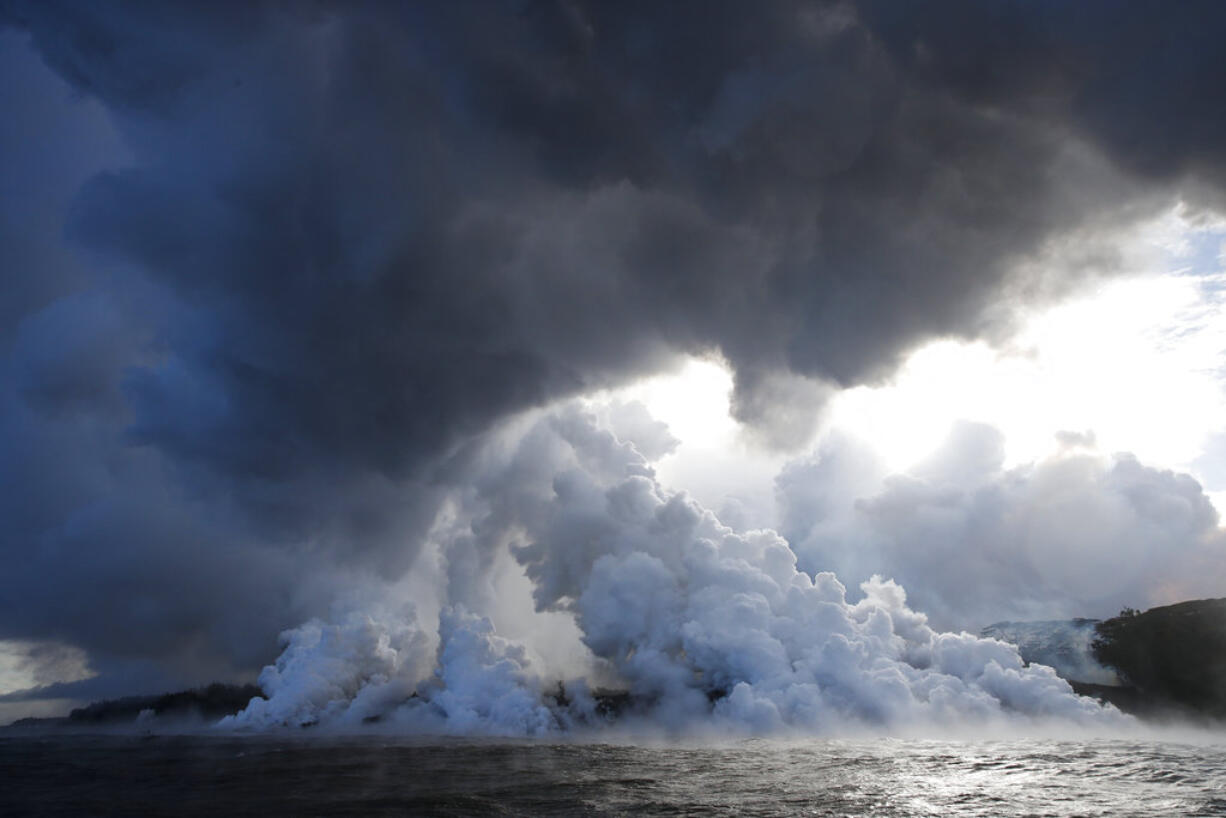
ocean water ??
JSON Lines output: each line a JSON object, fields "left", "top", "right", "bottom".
{"left": 1, "top": 733, "right": 1224, "bottom": 816}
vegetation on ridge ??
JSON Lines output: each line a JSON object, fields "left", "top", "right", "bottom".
{"left": 1091, "top": 598, "right": 1226, "bottom": 719}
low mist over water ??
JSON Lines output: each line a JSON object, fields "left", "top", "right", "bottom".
{"left": 2, "top": 734, "right": 1224, "bottom": 817}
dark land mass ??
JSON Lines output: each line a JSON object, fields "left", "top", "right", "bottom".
{"left": 6, "top": 683, "right": 261, "bottom": 729}
{"left": 1067, "top": 681, "right": 1163, "bottom": 717}
{"left": 1086, "top": 597, "right": 1226, "bottom": 720}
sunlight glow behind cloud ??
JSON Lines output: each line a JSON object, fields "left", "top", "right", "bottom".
{"left": 830, "top": 271, "right": 1226, "bottom": 484}
{"left": 615, "top": 357, "right": 738, "bottom": 452}
{"left": 607, "top": 208, "right": 1226, "bottom": 522}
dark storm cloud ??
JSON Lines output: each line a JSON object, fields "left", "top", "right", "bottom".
{"left": 0, "top": 27, "right": 128, "bottom": 348}
{"left": 3, "top": 0, "right": 1226, "bottom": 698}
{"left": 860, "top": 0, "right": 1226, "bottom": 190}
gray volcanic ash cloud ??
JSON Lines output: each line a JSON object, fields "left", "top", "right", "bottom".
{"left": 1, "top": 0, "right": 1226, "bottom": 725}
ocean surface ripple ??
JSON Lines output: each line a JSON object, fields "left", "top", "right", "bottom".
{"left": 1, "top": 734, "right": 1224, "bottom": 816}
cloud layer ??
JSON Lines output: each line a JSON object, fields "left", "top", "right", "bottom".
{"left": 2, "top": 1, "right": 1226, "bottom": 713}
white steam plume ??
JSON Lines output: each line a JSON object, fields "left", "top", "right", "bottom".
{"left": 223, "top": 405, "right": 1125, "bottom": 735}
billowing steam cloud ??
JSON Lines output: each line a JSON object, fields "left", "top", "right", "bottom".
{"left": 780, "top": 423, "right": 1226, "bottom": 632}
{"left": 2, "top": 0, "right": 1226, "bottom": 723}
{"left": 224, "top": 407, "right": 1121, "bottom": 733}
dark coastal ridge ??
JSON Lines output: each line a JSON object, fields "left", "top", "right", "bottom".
{"left": 4, "top": 683, "right": 263, "bottom": 730}
{"left": 8, "top": 598, "right": 1225, "bottom": 731}
{"left": 983, "top": 598, "right": 1226, "bottom": 722}
{"left": 1081, "top": 598, "right": 1226, "bottom": 719}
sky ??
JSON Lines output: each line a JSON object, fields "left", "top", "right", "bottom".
{"left": 1, "top": 1, "right": 1225, "bottom": 730}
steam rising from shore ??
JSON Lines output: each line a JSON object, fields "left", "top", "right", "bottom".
{"left": 223, "top": 406, "right": 1124, "bottom": 735}
{"left": 6, "top": 2, "right": 1226, "bottom": 721}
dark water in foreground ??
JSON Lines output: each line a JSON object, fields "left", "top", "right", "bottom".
{"left": 1, "top": 734, "right": 1224, "bottom": 817}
